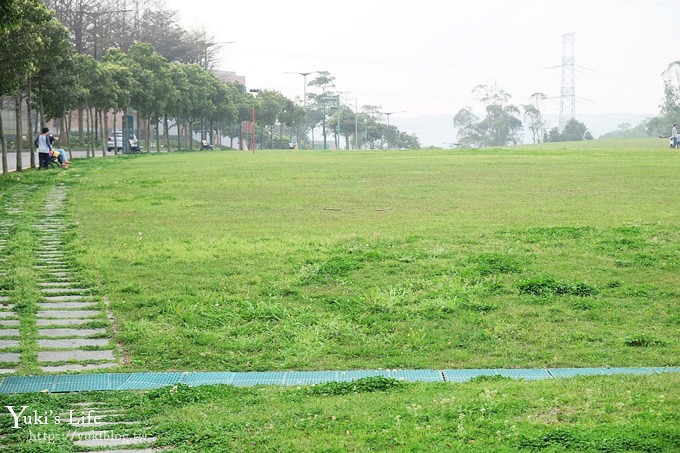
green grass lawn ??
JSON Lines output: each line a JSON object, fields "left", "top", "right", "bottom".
{"left": 1, "top": 374, "right": 677, "bottom": 451}
{"left": 42, "top": 138, "right": 680, "bottom": 372}
{"left": 1, "top": 138, "right": 679, "bottom": 451}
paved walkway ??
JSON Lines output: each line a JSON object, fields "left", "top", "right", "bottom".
{"left": 0, "top": 184, "right": 120, "bottom": 376}
{"left": 33, "top": 186, "right": 119, "bottom": 373}
{"left": 1, "top": 150, "right": 91, "bottom": 173}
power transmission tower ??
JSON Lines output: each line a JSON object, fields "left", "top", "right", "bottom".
{"left": 559, "top": 33, "right": 576, "bottom": 129}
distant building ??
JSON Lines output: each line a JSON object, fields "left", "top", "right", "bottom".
{"left": 212, "top": 70, "right": 246, "bottom": 86}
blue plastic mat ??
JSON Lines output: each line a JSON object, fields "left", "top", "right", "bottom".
{"left": 443, "top": 368, "right": 551, "bottom": 382}
{"left": 0, "top": 367, "right": 675, "bottom": 394}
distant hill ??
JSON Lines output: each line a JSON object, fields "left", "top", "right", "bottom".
{"left": 391, "top": 112, "right": 657, "bottom": 148}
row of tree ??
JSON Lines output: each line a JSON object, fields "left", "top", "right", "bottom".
{"left": 454, "top": 60, "right": 680, "bottom": 147}
{"left": 453, "top": 85, "right": 593, "bottom": 148}
{"left": 1, "top": 0, "right": 421, "bottom": 174}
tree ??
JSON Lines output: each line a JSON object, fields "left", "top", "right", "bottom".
{"left": 660, "top": 61, "right": 680, "bottom": 124}
{"left": 308, "top": 71, "right": 336, "bottom": 150}
{"left": 544, "top": 118, "right": 592, "bottom": 142}
{"left": 0, "top": 0, "right": 22, "bottom": 31}
{"left": 0, "top": 0, "right": 54, "bottom": 171}
{"left": 523, "top": 92, "right": 547, "bottom": 144}
{"left": 453, "top": 85, "right": 523, "bottom": 148}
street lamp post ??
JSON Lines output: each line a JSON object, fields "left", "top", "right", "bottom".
{"left": 381, "top": 110, "right": 406, "bottom": 149}
{"left": 284, "top": 71, "right": 316, "bottom": 149}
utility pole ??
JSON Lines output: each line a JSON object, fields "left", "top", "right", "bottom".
{"left": 559, "top": 33, "right": 576, "bottom": 129}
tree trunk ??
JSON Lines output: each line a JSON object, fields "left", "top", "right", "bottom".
{"left": 0, "top": 99, "right": 7, "bottom": 175}
{"left": 85, "top": 105, "right": 92, "bottom": 157}
{"left": 99, "top": 109, "right": 105, "bottom": 156}
{"left": 155, "top": 120, "right": 160, "bottom": 153}
{"left": 112, "top": 110, "right": 118, "bottom": 155}
{"left": 78, "top": 106, "right": 84, "bottom": 143}
{"left": 146, "top": 115, "right": 151, "bottom": 152}
{"left": 163, "top": 114, "right": 171, "bottom": 152}
{"left": 64, "top": 113, "right": 73, "bottom": 161}
{"left": 176, "top": 120, "right": 181, "bottom": 151}
{"left": 103, "top": 111, "right": 109, "bottom": 156}
{"left": 26, "top": 80, "right": 36, "bottom": 168}
{"left": 15, "top": 91, "right": 23, "bottom": 171}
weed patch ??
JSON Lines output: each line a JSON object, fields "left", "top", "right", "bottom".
{"left": 306, "top": 376, "right": 404, "bottom": 396}
{"left": 624, "top": 333, "right": 668, "bottom": 347}
{"left": 517, "top": 276, "right": 599, "bottom": 297}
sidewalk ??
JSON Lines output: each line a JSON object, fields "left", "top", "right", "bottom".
{"left": 1, "top": 150, "right": 92, "bottom": 173}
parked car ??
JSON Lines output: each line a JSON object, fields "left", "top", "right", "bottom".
{"left": 107, "top": 131, "right": 138, "bottom": 152}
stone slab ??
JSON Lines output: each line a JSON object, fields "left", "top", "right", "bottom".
{"left": 38, "top": 349, "right": 115, "bottom": 362}
{"left": 0, "top": 320, "right": 19, "bottom": 326}
{"left": 38, "top": 302, "right": 98, "bottom": 310}
{"left": 37, "top": 310, "right": 100, "bottom": 319}
{"left": 39, "top": 282, "right": 80, "bottom": 287}
{"left": 0, "top": 312, "right": 18, "bottom": 319}
{"left": 39, "top": 328, "right": 106, "bottom": 337}
{"left": 79, "top": 449, "right": 154, "bottom": 453}
{"left": 41, "top": 363, "right": 118, "bottom": 373}
{"left": 41, "top": 287, "right": 89, "bottom": 294}
{"left": 38, "top": 338, "right": 109, "bottom": 348}
{"left": 72, "top": 433, "right": 157, "bottom": 448}
{"left": 0, "top": 329, "right": 20, "bottom": 337}
{"left": 0, "top": 304, "right": 15, "bottom": 310}
{"left": 0, "top": 340, "right": 19, "bottom": 349}
{"left": 0, "top": 353, "right": 20, "bottom": 362}
{"left": 44, "top": 295, "right": 95, "bottom": 302}
{"left": 0, "top": 369, "right": 16, "bottom": 374}
{"left": 36, "top": 318, "right": 93, "bottom": 326}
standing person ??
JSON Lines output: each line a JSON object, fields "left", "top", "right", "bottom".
{"left": 672, "top": 123, "right": 678, "bottom": 149}
{"left": 36, "top": 127, "right": 52, "bottom": 170}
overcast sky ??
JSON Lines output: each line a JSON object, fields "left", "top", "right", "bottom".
{"left": 165, "top": 0, "right": 676, "bottom": 120}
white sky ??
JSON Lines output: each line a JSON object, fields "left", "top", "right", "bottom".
{"left": 165, "top": 0, "right": 677, "bottom": 119}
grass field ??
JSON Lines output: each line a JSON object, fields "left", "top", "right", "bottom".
{"left": 0, "top": 138, "right": 678, "bottom": 450}
{"left": 61, "top": 140, "right": 680, "bottom": 371}
{"left": 0, "top": 373, "right": 678, "bottom": 451}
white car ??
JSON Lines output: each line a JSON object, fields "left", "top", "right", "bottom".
{"left": 107, "top": 131, "right": 138, "bottom": 152}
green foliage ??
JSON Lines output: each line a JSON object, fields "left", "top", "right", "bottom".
{"left": 454, "top": 84, "right": 524, "bottom": 147}
{"left": 544, "top": 118, "right": 593, "bottom": 142}
{"left": 624, "top": 333, "right": 667, "bottom": 347}
{"left": 306, "top": 377, "right": 404, "bottom": 396}
{"left": 517, "top": 276, "right": 599, "bottom": 297}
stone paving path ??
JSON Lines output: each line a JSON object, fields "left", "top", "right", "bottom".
{"left": 64, "top": 402, "right": 158, "bottom": 452}
{"left": 33, "top": 185, "right": 119, "bottom": 373}
{"left": 0, "top": 185, "right": 159, "bottom": 450}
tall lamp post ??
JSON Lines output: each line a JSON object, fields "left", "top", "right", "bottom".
{"left": 382, "top": 110, "right": 406, "bottom": 149}
{"left": 284, "top": 71, "right": 316, "bottom": 149}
